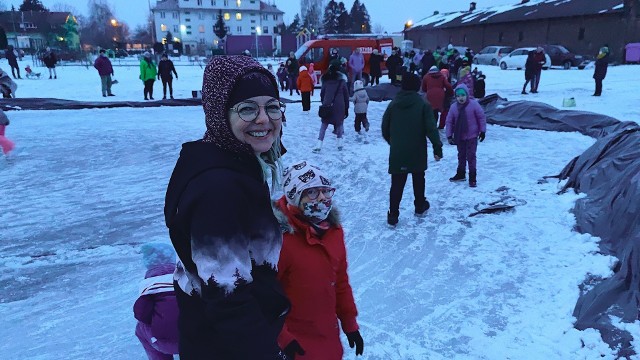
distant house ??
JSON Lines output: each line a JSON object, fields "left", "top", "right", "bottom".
{"left": 0, "top": 11, "right": 80, "bottom": 52}
{"left": 151, "top": 0, "right": 285, "bottom": 55}
{"left": 404, "top": 0, "right": 640, "bottom": 62}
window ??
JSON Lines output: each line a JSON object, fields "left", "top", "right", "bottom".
{"left": 236, "top": 13, "right": 242, "bottom": 20}
{"left": 224, "top": 0, "right": 229, "bottom": 5}
{"left": 498, "top": 32, "right": 504, "bottom": 42}
{"left": 262, "top": 14, "right": 268, "bottom": 20}
{"left": 273, "top": 26, "right": 278, "bottom": 34}
{"left": 160, "top": 12, "right": 166, "bottom": 18}
{"left": 199, "top": 25, "right": 205, "bottom": 32}
{"left": 174, "top": 25, "right": 179, "bottom": 32}
{"left": 185, "top": 12, "right": 191, "bottom": 14}
{"left": 236, "top": 0, "right": 241, "bottom": 6}
{"left": 273, "top": 15, "right": 277, "bottom": 21}
{"left": 199, "top": 13, "right": 204, "bottom": 20}
{"left": 518, "top": 31, "right": 523, "bottom": 42}
{"left": 224, "top": 13, "right": 230, "bottom": 20}
{"left": 301, "top": 47, "right": 324, "bottom": 64}
{"left": 200, "top": 38, "right": 205, "bottom": 44}
{"left": 197, "top": 0, "right": 202, "bottom": 5}
{"left": 211, "top": 0, "right": 216, "bottom": 5}
{"left": 578, "top": 27, "right": 585, "bottom": 40}
{"left": 251, "top": 26, "right": 255, "bottom": 30}
{"left": 251, "top": 20, "right": 255, "bottom": 23}
{"left": 237, "top": 26, "right": 242, "bottom": 32}
{"left": 172, "top": 12, "right": 179, "bottom": 19}
{"left": 187, "top": 25, "right": 192, "bottom": 29}
{"left": 463, "top": 34, "right": 467, "bottom": 43}
{"left": 185, "top": 18, "right": 191, "bottom": 22}
{"left": 187, "top": 31, "right": 192, "bottom": 35}
{"left": 262, "top": 26, "right": 268, "bottom": 34}
{"left": 160, "top": 24, "right": 167, "bottom": 31}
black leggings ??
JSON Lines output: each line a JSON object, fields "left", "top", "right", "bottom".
{"left": 301, "top": 92, "right": 311, "bottom": 111}
{"left": 10, "top": 65, "right": 20, "bottom": 79}
{"left": 144, "top": 79, "right": 155, "bottom": 99}
{"left": 162, "top": 78, "right": 174, "bottom": 97}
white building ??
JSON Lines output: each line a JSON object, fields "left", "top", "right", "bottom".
{"left": 152, "top": 0, "right": 284, "bottom": 53}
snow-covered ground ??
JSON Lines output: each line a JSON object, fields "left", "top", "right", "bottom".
{"left": 1, "top": 57, "right": 639, "bottom": 359}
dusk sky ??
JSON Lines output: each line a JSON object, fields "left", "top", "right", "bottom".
{"left": 14, "top": 0, "right": 522, "bottom": 33}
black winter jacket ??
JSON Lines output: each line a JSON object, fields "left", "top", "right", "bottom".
{"left": 158, "top": 59, "right": 178, "bottom": 80}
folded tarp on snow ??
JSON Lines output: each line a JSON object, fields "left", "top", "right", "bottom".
{"left": 0, "top": 97, "right": 301, "bottom": 112}
{"left": 363, "top": 83, "right": 401, "bottom": 102}
{"left": 482, "top": 94, "right": 640, "bottom": 357}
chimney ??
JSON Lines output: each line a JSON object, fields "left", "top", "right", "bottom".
{"left": 469, "top": 2, "right": 476, "bottom": 11}
{"left": 433, "top": 10, "right": 439, "bottom": 15}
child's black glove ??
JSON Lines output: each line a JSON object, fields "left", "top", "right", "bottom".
{"left": 478, "top": 132, "right": 485, "bottom": 142}
{"left": 346, "top": 330, "right": 364, "bottom": 356}
{"left": 283, "top": 340, "right": 305, "bottom": 359}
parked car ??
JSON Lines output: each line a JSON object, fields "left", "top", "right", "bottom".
{"left": 114, "top": 49, "right": 129, "bottom": 58}
{"left": 499, "top": 47, "right": 551, "bottom": 70}
{"left": 473, "top": 46, "right": 514, "bottom": 65}
{"left": 541, "top": 45, "right": 590, "bottom": 69}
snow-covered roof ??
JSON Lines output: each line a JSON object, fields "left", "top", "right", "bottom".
{"left": 410, "top": 0, "right": 624, "bottom": 30}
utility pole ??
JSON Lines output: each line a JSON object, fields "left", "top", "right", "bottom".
{"left": 148, "top": 0, "right": 156, "bottom": 43}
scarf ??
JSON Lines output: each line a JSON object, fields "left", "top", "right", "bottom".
{"left": 454, "top": 102, "right": 469, "bottom": 144}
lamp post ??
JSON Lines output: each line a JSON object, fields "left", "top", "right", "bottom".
{"left": 255, "top": 27, "right": 261, "bottom": 58}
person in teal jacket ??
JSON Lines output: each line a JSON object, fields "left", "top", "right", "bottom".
{"left": 140, "top": 52, "right": 158, "bottom": 100}
{"left": 382, "top": 72, "right": 443, "bottom": 226}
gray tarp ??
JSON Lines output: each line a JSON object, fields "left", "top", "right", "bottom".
{"left": 483, "top": 95, "right": 640, "bottom": 357}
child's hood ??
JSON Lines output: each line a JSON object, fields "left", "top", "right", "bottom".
{"left": 141, "top": 242, "right": 176, "bottom": 270}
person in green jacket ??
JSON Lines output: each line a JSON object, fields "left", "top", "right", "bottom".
{"left": 140, "top": 52, "right": 158, "bottom": 100}
{"left": 382, "top": 72, "right": 443, "bottom": 227}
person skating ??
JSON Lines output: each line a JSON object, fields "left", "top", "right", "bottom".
{"left": 140, "top": 52, "right": 157, "bottom": 100}
{"left": 522, "top": 50, "right": 536, "bottom": 95}
{"left": 445, "top": 85, "right": 486, "bottom": 188}
{"left": 296, "top": 65, "right": 314, "bottom": 114}
{"left": 593, "top": 46, "right": 609, "bottom": 96}
{"left": 158, "top": 53, "right": 178, "bottom": 99}
{"left": 368, "top": 49, "right": 384, "bottom": 86}
{"left": 42, "top": 47, "right": 58, "bottom": 79}
{"left": 315, "top": 64, "right": 349, "bottom": 152}
{"left": 531, "top": 47, "right": 547, "bottom": 93}
{"left": 275, "top": 161, "right": 364, "bottom": 360}
{"left": 382, "top": 72, "right": 443, "bottom": 226}
{"left": 285, "top": 52, "right": 299, "bottom": 96}
{"left": 352, "top": 80, "right": 370, "bottom": 143}
{"left": 422, "top": 66, "right": 453, "bottom": 129}
{"left": 5, "top": 45, "right": 21, "bottom": 79}
{"left": 94, "top": 49, "right": 115, "bottom": 97}
{"left": 276, "top": 63, "right": 288, "bottom": 92}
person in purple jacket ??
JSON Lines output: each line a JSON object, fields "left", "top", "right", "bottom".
{"left": 445, "top": 84, "right": 486, "bottom": 187}
{"left": 133, "top": 243, "right": 179, "bottom": 360}
{"left": 93, "top": 49, "right": 115, "bottom": 97}
{"left": 348, "top": 48, "right": 364, "bottom": 94}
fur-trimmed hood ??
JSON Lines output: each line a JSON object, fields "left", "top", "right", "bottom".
{"left": 273, "top": 196, "right": 341, "bottom": 234}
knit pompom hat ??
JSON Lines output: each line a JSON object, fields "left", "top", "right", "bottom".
{"left": 282, "top": 161, "right": 333, "bottom": 206}
{"left": 428, "top": 66, "right": 439, "bottom": 73}
{"left": 353, "top": 80, "right": 364, "bottom": 91}
{"left": 141, "top": 243, "right": 176, "bottom": 270}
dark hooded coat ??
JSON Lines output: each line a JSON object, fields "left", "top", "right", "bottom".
{"left": 320, "top": 70, "right": 349, "bottom": 126}
{"left": 164, "top": 55, "right": 289, "bottom": 359}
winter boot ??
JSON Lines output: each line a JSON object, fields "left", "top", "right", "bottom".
{"left": 387, "top": 210, "right": 399, "bottom": 226}
{"left": 414, "top": 198, "right": 431, "bottom": 216}
{"left": 469, "top": 171, "right": 477, "bottom": 188}
{"left": 312, "top": 140, "right": 323, "bottom": 153}
{"left": 449, "top": 170, "right": 466, "bottom": 182}
{"left": 337, "top": 138, "right": 343, "bottom": 151}
{"left": 362, "top": 131, "right": 369, "bottom": 144}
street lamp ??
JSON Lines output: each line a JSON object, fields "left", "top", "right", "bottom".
{"left": 255, "top": 27, "right": 261, "bottom": 58}
{"left": 110, "top": 19, "right": 118, "bottom": 27}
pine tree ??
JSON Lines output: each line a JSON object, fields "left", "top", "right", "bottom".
{"left": 18, "top": 0, "right": 48, "bottom": 12}
{"left": 214, "top": 9, "right": 227, "bottom": 39}
{"left": 287, "top": 13, "right": 302, "bottom": 34}
{"left": 322, "top": 0, "right": 338, "bottom": 34}
{"left": 336, "top": 2, "right": 351, "bottom": 34}
{"left": 350, "top": 0, "right": 364, "bottom": 34}
{"left": 360, "top": 3, "right": 371, "bottom": 33}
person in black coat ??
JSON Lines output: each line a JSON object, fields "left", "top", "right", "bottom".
{"left": 315, "top": 64, "right": 349, "bottom": 152}
{"left": 593, "top": 46, "right": 610, "bottom": 96}
{"left": 285, "top": 52, "right": 299, "bottom": 96}
{"left": 164, "top": 55, "right": 289, "bottom": 359}
{"left": 386, "top": 49, "right": 402, "bottom": 86}
{"left": 5, "top": 45, "right": 21, "bottom": 79}
{"left": 368, "top": 49, "right": 384, "bottom": 86}
{"left": 420, "top": 50, "right": 436, "bottom": 77}
{"left": 522, "top": 50, "right": 536, "bottom": 94}
{"left": 42, "top": 47, "right": 58, "bottom": 79}
{"left": 157, "top": 53, "right": 178, "bottom": 99}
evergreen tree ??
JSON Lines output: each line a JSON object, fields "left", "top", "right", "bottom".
{"left": 360, "top": 3, "right": 371, "bottom": 33}
{"left": 350, "top": 0, "right": 364, "bottom": 34}
{"left": 18, "top": 0, "right": 48, "bottom": 11}
{"left": 322, "top": 0, "right": 338, "bottom": 34}
{"left": 214, "top": 9, "right": 227, "bottom": 39}
{"left": 303, "top": 4, "right": 321, "bottom": 34}
{"left": 336, "top": 2, "right": 351, "bottom": 34}
{"left": 287, "top": 13, "right": 302, "bottom": 34}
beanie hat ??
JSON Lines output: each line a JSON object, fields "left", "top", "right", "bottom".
{"left": 299, "top": 65, "right": 307, "bottom": 72}
{"left": 227, "top": 71, "right": 279, "bottom": 109}
{"left": 143, "top": 51, "right": 152, "bottom": 58}
{"left": 401, "top": 72, "right": 421, "bottom": 91}
{"left": 599, "top": 46, "right": 609, "bottom": 54}
{"left": 141, "top": 243, "right": 176, "bottom": 270}
{"left": 428, "top": 66, "right": 439, "bottom": 73}
{"left": 283, "top": 161, "right": 333, "bottom": 206}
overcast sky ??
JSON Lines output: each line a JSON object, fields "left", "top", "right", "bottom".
{"left": 14, "top": 0, "right": 521, "bottom": 33}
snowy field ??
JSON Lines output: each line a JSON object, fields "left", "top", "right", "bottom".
{"left": 1, "top": 57, "right": 640, "bottom": 359}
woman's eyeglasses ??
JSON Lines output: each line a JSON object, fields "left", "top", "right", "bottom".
{"left": 303, "top": 187, "right": 336, "bottom": 200}
{"left": 231, "top": 100, "right": 286, "bottom": 122}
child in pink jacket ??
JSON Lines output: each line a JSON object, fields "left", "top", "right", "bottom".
{"left": 0, "top": 110, "right": 15, "bottom": 155}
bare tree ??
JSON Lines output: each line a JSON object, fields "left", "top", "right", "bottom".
{"left": 372, "top": 23, "right": 385, "bottom": 34}
{"left": 51, "top": 2, "right": 78, "bottom": 13}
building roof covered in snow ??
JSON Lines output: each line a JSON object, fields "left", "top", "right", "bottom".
{"left": 410, "top": 0, "right": 624, "bottom": 30}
